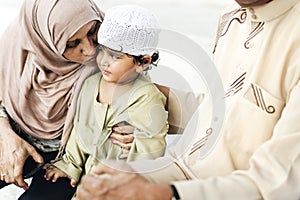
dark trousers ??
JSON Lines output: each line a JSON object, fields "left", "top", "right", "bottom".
{"left": 0, "top": 150, "right": 76, "bottom": 200}
{"left": 20, "top": 150, "right": 76, "bottom": 200}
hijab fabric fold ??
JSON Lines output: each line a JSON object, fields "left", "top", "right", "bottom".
{"left": 0, "top": 0, "right": 103, "bottom": 156}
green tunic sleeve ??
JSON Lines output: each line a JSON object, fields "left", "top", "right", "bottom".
{"left": 124, "top": 82, "right": 169, "bottom": 161}
{"left": 53, "top": 125, "right": 88, "bottom": 182}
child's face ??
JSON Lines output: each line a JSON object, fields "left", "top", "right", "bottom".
{"left": 96, "top": 47, "right": 141, "bottom": 84}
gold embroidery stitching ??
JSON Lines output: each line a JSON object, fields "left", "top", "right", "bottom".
{"left": 189, "top": 128, "right": 213, "bottom": 156}
{"left": 251, "top": 84, "right": 275, "bottom": 114}
{"left": 244, "top": 22, "right": 264, "bottom": 49}
{"left": 224, "top": 72, "right": 247, "bottom": 98}
{"left": 213, "top": 8, "right": 247, "bottom": 53}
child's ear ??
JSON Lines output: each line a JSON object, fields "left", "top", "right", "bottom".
{"left": 136, "top": 55, "right": 151, "bottom": 73}
{"left": 139, "top": 55, "right": 151, "bottom": 65}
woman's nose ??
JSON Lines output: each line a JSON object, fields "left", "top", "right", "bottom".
{"left": 82, "top": 37, "right": 96, "bottom": 56}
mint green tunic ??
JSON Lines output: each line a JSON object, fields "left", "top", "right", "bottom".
{"left": 54, "top": 73, "right": 168, "bottom": 183}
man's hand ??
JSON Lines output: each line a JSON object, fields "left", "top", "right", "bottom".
{"left": 76, "top": 160, "right": 173, "bottom": 200}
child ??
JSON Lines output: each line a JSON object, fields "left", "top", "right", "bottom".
{"left": 45, "top": 5, "right": 168, "bottom": 189}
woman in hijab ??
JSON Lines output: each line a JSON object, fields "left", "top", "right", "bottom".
{"left": 0, "top": 0, "right": 132, "bottom": 199}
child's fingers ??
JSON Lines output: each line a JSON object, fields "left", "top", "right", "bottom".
{"left": 44, "top": 165, "right": 71, "bottom": 184}
{"left": 70, "top": 178, "right": 77, "bottom": 187}
{"left": 51, "top": 170, "right": 67, "bottom": 182}
{"left": 44, "top": 168, "right": 55, "bottom": 180}
{"left": 51, "top": 173, "right": 60, "bottom": 182}
{"left": 44, "top": 166, "right": 61, "bottom": 181}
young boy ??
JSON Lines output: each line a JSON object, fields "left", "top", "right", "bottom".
{"left": 45, "top": 5, "right": 168, "bottom": 189}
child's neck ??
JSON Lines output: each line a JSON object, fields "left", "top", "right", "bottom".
{"left": 98, "top": 77, "right": 138, "bottom": 104}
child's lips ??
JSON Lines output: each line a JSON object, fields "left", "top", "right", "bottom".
{"left": 102, "top": 69, "right": 110, "bottom": 75}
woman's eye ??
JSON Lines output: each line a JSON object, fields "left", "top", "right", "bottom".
{"left": 87, "top": 29, "right": 96, "bottom": 36}
{"left": 87, "top": 22, "right": 99, "bottom": 36}
{"left": 66, "top": 39, "right": 80, "bottom": 49}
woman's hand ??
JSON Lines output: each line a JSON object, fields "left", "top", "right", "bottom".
{"left": 76, "top": 160, "right": 173, "bottom": 200}
{"left": 0, "top": 118, "right": 44, "bottom": 188}
{"left": 110, "top": 125, "right": 134, "bottom": 150}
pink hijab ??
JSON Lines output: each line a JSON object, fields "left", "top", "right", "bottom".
{"left": 0, "top": 0, "right": 103, "bottom": 154}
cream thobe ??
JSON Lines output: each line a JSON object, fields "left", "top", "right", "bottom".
{"left": 131, "top": 0, "right": 300, "bottom": 199}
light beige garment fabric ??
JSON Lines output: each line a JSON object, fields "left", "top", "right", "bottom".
{"left": 0, "top": 0, "right": 103, "bottom": 153}
{"left": 130, "top": 0, "right": 300, "bottom": 199}
{"left": 54, "top": 73, "right": 168, "bottom": 183}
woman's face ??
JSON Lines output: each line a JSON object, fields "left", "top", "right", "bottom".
{"left": 63, "top": 20, "right": 100, "bottom": 64}
{"left": 235, "top": 0, "right": 272, "bottom": 7}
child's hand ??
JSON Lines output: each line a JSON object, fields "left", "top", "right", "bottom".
{"left": 44, "top": 165, "right": 77, "bottom": 187}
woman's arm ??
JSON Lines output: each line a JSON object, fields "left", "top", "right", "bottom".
{"left": 154, "top": 83, "right": 170, "bottom": 110}
{"left": 0, "top": 105, "right": 43, "bottom": 188}
{"left": 156, "top": 85, "right": 204, "bottom": 133}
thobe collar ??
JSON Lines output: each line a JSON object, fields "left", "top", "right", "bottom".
{"left": 243, "top": 0, "right": 299, "bottom": 22}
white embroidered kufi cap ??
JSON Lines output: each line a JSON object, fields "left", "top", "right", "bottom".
{"left": 98, "top": 5, "right": 161, "bottom": 56}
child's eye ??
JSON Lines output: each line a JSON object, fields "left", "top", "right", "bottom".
{"left": 111, "top": 55, "right": 120, "bottom": 60}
